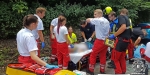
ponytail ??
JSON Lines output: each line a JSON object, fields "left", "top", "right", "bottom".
{"left": 57, "top": 17, "right": 66, "bottom": 34}
{"left": 23, "top": 14, "right": 38, "bottom": 27}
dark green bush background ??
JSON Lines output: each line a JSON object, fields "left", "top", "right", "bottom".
{"left": 0, "top": 0, "right": 150, "bottom": 39}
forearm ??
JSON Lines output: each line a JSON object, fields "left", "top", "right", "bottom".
{"left": 114, "top": 24, "right": 126, "bottom": 37}
{"left": 81, "top": 32, "right": 86, "bottom": 39}
{"left": 50, "top": 25, "right": 54, "bottom": 35}
{"left": 30, "top": 51, "right": 47, "bottom": 66}
{"left": 38, "top": 30, "right": 44, "bottom": 42}
{"left": 86, "top": 18, "right": 93, "bottom": 23}
{"left": 91, "top": 31, "right": 95, "bottom": 38}
{"left": 134, "top": 38, "right": 141, "bottom": 46}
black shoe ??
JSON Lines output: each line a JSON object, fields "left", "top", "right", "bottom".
{"left": 107, "top": 64, "right": 115, "bottom": 68}
{"left": 129, "top": 59, "right": 134, "bottom": 64}
{"left": 107, "top": 61, "right": 112, "bottom": 65}
{"left": 86, "top": 69, "right": 94, "bottom": 75}
{"left": 100, "top": 71, "right": 106, "bottom": 74}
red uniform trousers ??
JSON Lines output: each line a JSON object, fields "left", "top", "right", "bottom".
{"left": 89, "top": 39, "right": 108, "bottom": 72}
{"left": 36, "top": 40, "right": 41, "bottom": 57}
{"left": 127, "top": 39, "right": 134, "bottom": 59}
{"left": 57, "top": 42, "right": 70, "bottom": 69}
{"left": 111, "top": 38, "right": 129, "bottom": 74}
{"left": 18, "top": 55, "right": 36, "bottom": 64}
{"left": 144, "top": 55, "right": 150, "bottom": 62}
{"left": 50, "top": 35, "right": 58, "bottom": 62}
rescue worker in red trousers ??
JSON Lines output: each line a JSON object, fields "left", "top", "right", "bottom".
{"left": 86, "top": 9, "right": 110, "bottom": 75}
{"left": 108, "top": 8, "right": 131, "bottom": 74}
{"left": 53, "top": 17, "right": 70, "bottom": 69}
{"left": 50, "top": 14, "right": 65, "bottom": 62}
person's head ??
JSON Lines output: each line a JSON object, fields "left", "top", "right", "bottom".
{"left": 104, "top": 6, "right": 112, "bottom": 15}
{"left": 57, "top": 17, "right": 67, "bottom": 34}
{"left": 80, "top": 20, "right": 87, "bottom": 28}
{"left": 36, "top": 7, "right": 46, "bottom": 18}
{"left": 23, "top": 14, "right": 38, "bottom": 30}
{"left": 142, "top": 29, "right": 147, "bottom": 36}
{"left": 108, "top": 11, "right": 117, "bottom": 21}
{"left": 120, "top": 8, "right": 128, "bottom": 15}
{"left": 68, "top": 26, "right": 73, "bottom": 33}
{"left": 58, "top": 13, "right": 66, "bottom": 19}
{"left": 94, "top": 9, "right": 103, "bottom": 18}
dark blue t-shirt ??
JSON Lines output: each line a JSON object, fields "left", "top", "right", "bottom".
{"left": 80, "top": 23, "right": 95, "bottom": 39}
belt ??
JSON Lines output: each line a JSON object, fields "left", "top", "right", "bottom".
{"left": 19, "top": 55, "right": 31, "bottom": 58}
{"left": 117, "top": 37, "right": 130, "bottom": 42}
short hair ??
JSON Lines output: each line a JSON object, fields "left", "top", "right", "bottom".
{"left": 94, "top": 9, "right": 103, "bottom": 15}
{"left": 120, "top": 8, "right": 128, "bottom": 15}
{"left": 36, "top": 7, "right": 46, "bottom": 13}
{"left": 109, "top": 11, "right": 117, "bottom": 17}
{"left": 80, "top": 20, "right": 86, "bottom": 25}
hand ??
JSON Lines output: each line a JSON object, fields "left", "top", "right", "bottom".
{"left": 88, "top": 38, "right": 92, "bottom": 41}
{"left": 45, "top": 64, "right": 59, "bottom": 69}
{"left": 41, "top": 42, "right": 45, "bottom": 49}
{"left": 51, "top": 34, "right": 55, "bottom": 39}
{"left": 84, "top": 39, "right": 87, "bottom": 42}
{"left": 108, "top": 34, "right": 115, "bottom": 40}
{"left": 70, "top": 44, "right": 74, "bottom": 48}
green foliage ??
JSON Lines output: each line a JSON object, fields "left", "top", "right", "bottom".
{"left": 12, "top": 1, "right": 28, "bottom": 13}
{"left": 96, "top": 0, "right": 150, "bottom": 25}
{"left": 0, "top": 0, "right": 150, "bottom": 38}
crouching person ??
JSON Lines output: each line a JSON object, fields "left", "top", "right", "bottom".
{"left": 17, "top": 14, "right": 58, "bottom": 69}
{"left": 53, "top": 17, "right": 70, "bottom": 69}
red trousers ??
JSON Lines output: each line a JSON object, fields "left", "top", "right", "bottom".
{"left": 111, "top": 38, "right": 129, "bottom": 74}
{"left": 127, "top": 39, "right": 134, "bottom": 59}
{"left": 36, "top": 40, "right": 41, "bottom": 57}
{"left": 57, "top": 42, "right": 70, "bottom": 69}
{"left": 18, "top": 55, "right": 36, "bottom": 64}
{"left": 89, "top": 39, "right": 108, "bottom": 72}
{"left": 144, "top": 55, "right": 150, "bottom": 62}
{"left": 50, "top": 36, "right": 58, "bottom": 62}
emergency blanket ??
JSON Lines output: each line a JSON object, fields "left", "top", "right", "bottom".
{"left": 69, "top": 49, "right": 92, "bottom": 64}
{"left": 8, "top": 63, "right": 61, "bottom": 75}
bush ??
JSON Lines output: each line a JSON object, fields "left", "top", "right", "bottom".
{"left": 0, "top": 1, "right": 96, "bottom": 39}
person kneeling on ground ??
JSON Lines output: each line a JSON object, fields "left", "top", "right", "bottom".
{"left": 17, "top": 14, "right": 58, "bottom": 69}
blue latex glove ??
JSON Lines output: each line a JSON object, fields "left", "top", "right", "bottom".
{"left": 45, "top": 64, "right": 59, "bottom": 69}
{"left": 108, "top": 34, "right": 115, "bottom": 40}
{"left": 70, "top": 44, "right": 74, "bottom": 48}
{"left": 41, "top": 42, "right": 45, "bottom": 49}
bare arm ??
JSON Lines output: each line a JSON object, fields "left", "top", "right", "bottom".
{"left": 81, "top": 31, "right": 86, "bottom": 39}
{"left": 86, "top": 18, "right": 93, "bottom": 23}
{"left": 134, "top": 37, "right": 141, "bottom": 46}
{"left": 30, "top": 51, "right": 46, "bottom": 66}
{"left": 91, "top": 31, "right": 95, "bottom": 38}
{"left": 50, "top": 25, "right": 54, "bottom": 35}
{"left": 38, "top": 30, "right": 44, "bottom": 42}
{"left": 114, "top": 24, "right": 126, "bottom": 37}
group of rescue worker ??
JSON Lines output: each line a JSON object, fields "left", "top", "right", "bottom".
{"left": 16, "top": 6, "right": 148, "bottom": 74}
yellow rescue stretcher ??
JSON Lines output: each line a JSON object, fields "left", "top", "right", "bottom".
{"left": 6, "top": 66, "right": 76, "bottom": 75}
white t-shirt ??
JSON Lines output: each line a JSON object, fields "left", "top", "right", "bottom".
{"left": 51, "top": 18, "right": 58, "bottom": 33}
{"left": 32, "top": 14, "right": 44, "bottom": 39}
{"left": 90, "top": 17, "right": 110, "bottom": 40}
{"left": 54, "top": 26, "right": 68, "bottom": 43}
{"left": 17, "top": 28, "right": 38, "bottom": 56}
{"left": 144, "top": 42, "right": 150, "bottom": 58}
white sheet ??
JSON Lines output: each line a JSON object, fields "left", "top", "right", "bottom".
{"left": 69, "top": 49, "right": 92, "bottom": 64}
